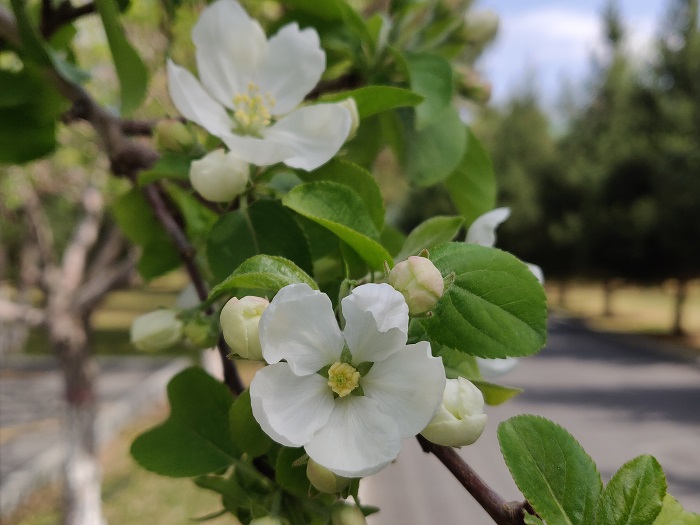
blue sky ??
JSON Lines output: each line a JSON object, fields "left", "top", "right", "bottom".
{"left": 473, "top": 0, "right": 670, "bottom": 111}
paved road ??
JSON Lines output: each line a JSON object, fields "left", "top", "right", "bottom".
{"left": 362, "top": 315, "right": 700, "bottom": 524}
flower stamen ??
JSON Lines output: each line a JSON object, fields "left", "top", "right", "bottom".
{"left": 327, "top": 362, "right": 360, "bottom": 397}
{"left": 232, "top": 82, "right": 275, "bottom": 136}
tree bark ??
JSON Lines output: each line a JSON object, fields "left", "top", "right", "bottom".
{"left": 49, "top": 310, "right": 106, "bottom": 525}
{"left": 671, "top": 279, "right": 687, "bottom": 337}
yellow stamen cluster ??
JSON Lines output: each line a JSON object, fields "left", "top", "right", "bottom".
{"left": 327, "top": 362, "right": 360, "bottom": 397}
{"left": 232, "top": 82, "right": 275, "bottom": 135}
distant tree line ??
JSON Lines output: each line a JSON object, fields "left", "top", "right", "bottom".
{"left": 400, "top": 0, "right": 700, "bottom": 335}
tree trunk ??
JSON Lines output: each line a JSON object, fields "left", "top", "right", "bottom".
{"left": 602, "top": 279, "right": 614, "bottom": 317}
{"left": 671, "top": 279, "right": 688, "bottom": 337}
{"left": 49, "top": 311, "right": 106, "bottom": 525}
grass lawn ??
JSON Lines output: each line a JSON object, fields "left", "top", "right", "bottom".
{"left": 545, "top": 279, "right": 700, "bottom": 352}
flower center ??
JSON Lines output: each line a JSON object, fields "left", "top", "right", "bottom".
{"left": 232, "top": 82, "right": 275, "bottom": 136}
{"left": 327, "top": 362, "right": 360, "bottom": 397}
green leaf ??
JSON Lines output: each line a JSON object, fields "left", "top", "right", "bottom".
{"left": 284, "top": 0, "right": 343, "bottom": 20}
{"left": 298, "top": 159, "right": 385, "bottom": 230}
{"left": 283, "top": 182, "right": 393, "bottom": 270}
{"left": 396, "top": 215, "right": 464, "bottom": 261}
{"left": 206, "top": 200, "right": 313, "bottom": 284}
{"left": 524, "top": 515, "right": 545, "bottom": 525}
{"left": 137, "top": 152, "right": 201, "bottom": 186}
{"left": 207, "top": 255, "right": 317, "bottom": 306}
{"left": 498, "top": 415, "right": 602, "bottom": 525}
{"left": 130, "top": 367, "right": 238, "bottom": 477}
{"left": 403, "top": 106, "right": 466, "bottom": 186}
{"left": 421, "top": 243, "right": 547, "bottom": 358}
{"left": 275, "top": 447, "right": 310, "bottom": 498}
{"left": 653, "top": 494, "right": 700, "bottom": 525}
{"left": 229, "top": 390, "right": 273, "bottom": 458}
{"left": 596, "top": 455, "right": 666, "bottom": 525}
{"left": 321, "top": 86, "right": 424, "bottom": 119}
{"left": 165, "top": 183, "right": 218, "bottom": 242}
{"left": 94, "top": 0, "right": 149, "bottom": 115}
{"left": 445, "top": 127, "right": 497, "bottom": 228}
{"left": 380, "top": 223, "right": 406, "bottom": 257}
{"left": 112, "top": 188, "right": 180, "bottom": 279}
{"left": 471, "top": 379, "right": 522, "bottom": 406}
{"left": 404, "top": 52, "right": 454, "bottom": 130}
{"left": 0, "top": 67, "right": 64, "bottom": 163}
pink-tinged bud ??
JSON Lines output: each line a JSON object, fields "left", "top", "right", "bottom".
{"left": 420, "top": 377, "right": 487, "bottom": 447}
{"left": 130, "top": 309, "right": 183, "bottom": 351}
{"left": 220, "top": 296, "right": 269, "bottom": 360}
{"left": 387, "top": 256, "right": 444, "bottom": 315}
{"left": 154, "top": 120, "right": 196, "bottom": 153}
{"left": 331, "top": 505, "right": 367, "bottom": 525}
{"left": 307, "top": 458, "right": 352, "bottom": 493}
{"left": 189, "top": 149, "right": 249, "bottom": 203}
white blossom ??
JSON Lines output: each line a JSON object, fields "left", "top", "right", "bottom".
{"left": 250, "top": 283, "right": 445, "bottom": 477}
{"left": 166, "top": 0, "right": 353, "bottom": 171}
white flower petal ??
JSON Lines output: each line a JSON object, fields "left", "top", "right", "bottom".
{"left": 341, "top": 284, "right": 408, "bottom": 364}
{"left": 259, "top": 284, "right": 344, "bottom": 375}
{"left": 259, "top": 23, "right": 325, "bottom": 114}
{"left": 263, "top": 104, "right": 352, "bottom": 171}
{"left": 477, "top": 357, "right": 519, "bottom": 379}
{"left": 465, "top": 207, "right": 511, "bottom": 246}
{"left": 526, "top": 262, "right": 545, "bottom": 284}
{"left": 305, "top": 396, "right": 401, "bottom": 478}
{"left": 219, "top": 133, "right": 295, "bottom": 167}
{"left": 250, "top": 363, "right": 334, "bottom": 447}
{"left": 192, "top": 0, "right": 267, "bottom": 108}
{"left": 166, "top": 60, "right": 232, "bottom": 137}
{"left": 362, "top": 341, "right": 446, "bottom": 437}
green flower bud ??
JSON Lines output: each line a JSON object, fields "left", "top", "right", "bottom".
{"left": 183, "top": 316, "right": 218, "bottom": 349}
{"left": 220, "top": 296, "right": 269, "bottom": 360}
{"left": 331, "top": 505, "right": 367, "bottom": 525}
{"left": 154, "top": 120, "right": 196, "bottom": 153}
{"left": 189, "top": 149, "right": 249, "bottom": 203}
{"left": 387, "top": 256, "right": 444, "bottom": 315}
{"left": 306, "top": 458, "right": 352, "bottom": 493}
{"left": 420, "top": 377, "right": 487, "bottom": 447}
{"left": 130, "top": 309, "right": 183, "bottom": 351}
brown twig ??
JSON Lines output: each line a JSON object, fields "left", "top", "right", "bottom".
{"left": 417, "top": 435, "right": 534, "bottom": 525}
{"left": 41, "top": 1, "right": 96, "bottom": 38}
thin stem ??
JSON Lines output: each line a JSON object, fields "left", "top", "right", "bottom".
{"left": 417, "top": 435, "right": 533, "bottom": 525}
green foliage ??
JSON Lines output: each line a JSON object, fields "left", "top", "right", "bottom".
{"left": 206, "top": 201, "right": 313, "bottom": 284}
{"left": 421, "top": 243, "right": 547, "bottom": 358}
{"left": 499, "top": 415, "right": 602, "bottom": 525}
{"left": 596, "top": 455, "right": 666, "bottom": 525}
{"left": 207, "top": 255, "right": 317, "bottom": 306}
{"left": 404, "top": 52, "right": 454, "bottom": 130}
{"left": 282, "top": 181, "right": 393, "bottom": 270}
{"left": 653, "top": 495, "right": 700, "bottom": 524}
{"left": 445, "top": 128, "right": 497, "bottom": 228}
{"left": 321, "top": 86, "right": 424, "bottom": 119}
{"left": 229, "top": 390, "right": 273, "bottom": 458}
{"left": 94, "top": 0, "right": 149, "bottom": 115}
{"left": 395, "top": 215, "right": 464, "bottom": 261}
{"left": 130, "top": 367, "right": 239, "bottom": 477}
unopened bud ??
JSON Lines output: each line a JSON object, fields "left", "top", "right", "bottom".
{"left": 339, "top": 98, "right": 360, "bottom": 139}
{"left": 220, "top": 296, "right": 269, "bottom": 360}
{"left": 130, "top": 309, "right": 183, "bottom": 351}
{"left": 464, "top": 9, "right": 499, "bottom": 44}
{"left": 183, "top": 316, "right": 218, "bottom": 349}
{"left": 154, "top": 120, "right": 196, "bottom": 153}
{"left": 331, "top": 505, "right": 367, "bottom": 525}
{"left": 387, "top": 256, "right": 444, "bottom": 315}
{"left": 421, "top": 377, "right": 487, "bottom": 447}
{"left": 189, "top": 149, "right": 249, "bottom": 203}
{"left": 307, "top": 458, "right": 352, "bottom": 493}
